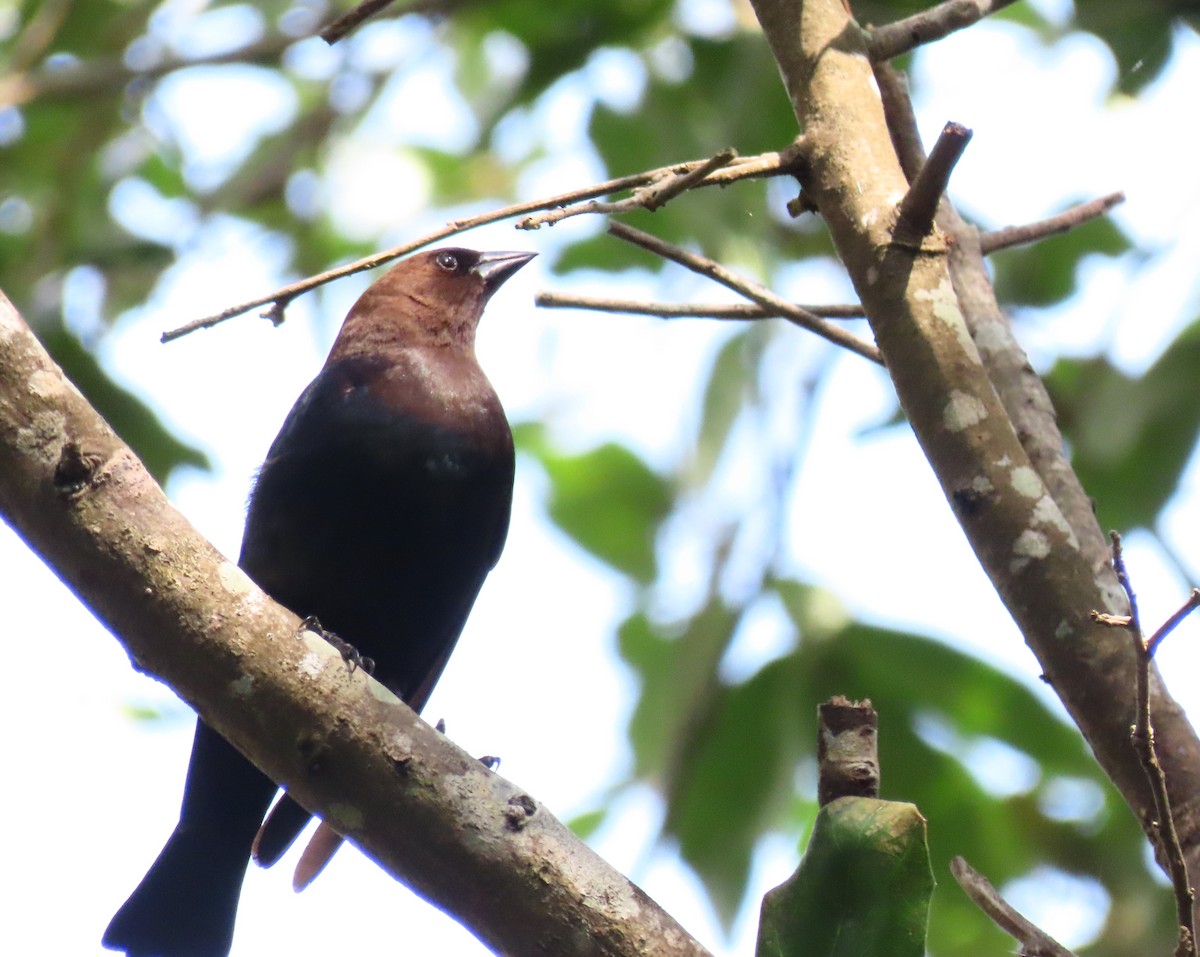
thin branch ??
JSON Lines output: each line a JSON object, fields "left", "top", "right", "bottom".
{"left": 868, "top": 0, "right": 1020, "bottom": 62}
{"left": 1147, "top": 589, "right": 1200, "bottom": 657}
{"left": 979, "top": 192, "right": 1127, "bottom": 253}
{"left": 606, "top": 220, "right": 883, "bottom": 365}
{"left": 162, "top": 146, "right": 807, "bottom": 342}
{"left": 1095, "top": 532, "right": 1196, "bottom": 957}
{"left": 518, "top": 149, "right": 739, "bottom": 229}
{"left": 875, "top": 62, "right": 1126, "bottom": 255}
{"left": 517, "top": 144, "right": 805, "bottom": 230}
{"left": 873, "top": 62, "right": 927, "bottom": 182}
{"left": 0, "top": 31, "right": 295, "bottom": 109}
{"left": 892, "top": 121, "right": 972, "bottom": 246}
{"left": 950, "top": 857, "right": 1079, "bottom": 957}
{"left": 535, "top": 292, "right": 866, "bottom": 320}
{"left": 320, "top": 0, "right": 400, "bottom": 42}
{"left": 6, "top": 0, "right": 72, "bottom": 74}
{"left": 318, "top": 0, "right": 474, "bottom": 42}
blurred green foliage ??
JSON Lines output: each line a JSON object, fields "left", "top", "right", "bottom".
{"left": 2, "top": 1, "right": 1196, "bottom": 955}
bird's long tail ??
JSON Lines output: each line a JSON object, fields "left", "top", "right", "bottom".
{"left": 104, "top": 721, "right": 279, "bottom": 956}
{"left": 103, "top": 823, "right": 252, "bottom": 957}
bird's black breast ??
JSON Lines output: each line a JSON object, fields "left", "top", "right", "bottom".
{"left": 238, "top": 355, "right": 514, "bottom": 702}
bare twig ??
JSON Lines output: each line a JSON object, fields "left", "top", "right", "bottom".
{"left": 606, "top": 221, "right": 882, "bottom": 365}
{"left": 318, "top": 0, "right": 472, "bottom": 43}
{"left": 639, "top": 150, "right": 739, "bottom": 208}
{"left": 892, "top": 121, "right": 972, "bottom": 246}
{"left": 519, "top": 149, "right": 739, "bottom": 229}
{"left": 950, "top": 857, "right": 1079, "bottom": 957}
{"left": 162, "top": 146, "right": 808, "bottom": 342}
{"left": 874, "top": 63, "right": 1126, "bottom": 255}
{"left": 868, "top": 0, "right": 1020, "bottom": 62}
{"left": 873, "top": 62, "right": 927, "bottom": 182}
{"left": 979, "top": 192, "right": 1127, "bottom": 253}
{"left": 517, "top": 145, "right": 805, "bottom": 231}
{"left": 1147, "top": 589, "right": 1200, "bottom": 657}
{"left": 534, "top": 292, "right": 866, "bottom": 321}
{"left": 6, "top": 0, "right": 72, "bottom": 74}
{"left": 0, "top": 31, "right": 295, "bottom": 109}
{"left": 320, "top": 0, "right": 399, "bottom": 43}
{"left": 1094, "top": 532, "right": 1196, "bottom": 957}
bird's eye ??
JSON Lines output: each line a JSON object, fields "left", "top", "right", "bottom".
{"left": 435, "top": 252, "right": 460, "bottom": 272}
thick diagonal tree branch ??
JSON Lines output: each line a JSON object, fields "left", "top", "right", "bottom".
{"left": 747, "top": 0, "right": 1200, "bottom": 901}
{"left": 871, "top": 62, "right": 1117, "bottom": 578}
{"left": 0, "top": 289, "right": 711, "bottom": 957}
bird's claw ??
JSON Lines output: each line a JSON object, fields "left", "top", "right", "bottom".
{"left": 300, "top": 615, "right": 375, "bottom": 675}
{"left": 432, "top": 719, "right": 497, "bottom": 769}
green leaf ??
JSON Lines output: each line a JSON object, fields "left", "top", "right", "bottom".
{"left": 690, "top": 329, "right": 748, "bottom": 485}
{"left": 554, "top": 35, "right": 800, "bottom": 277}
{"left": 453, "top": 0, "right": 675, "bottom": 111}
{"left": 990, "top": 206, "right": 1131, "bottom": 307}
{"left": 664, "top": 648, "right": 804, "bottom": 925}
{"left": 565, "top": 808, "right": 608, "bottom": 840}
{"left": 1071, "top": 2, "right": 1182, "bottom": 94}
{"left": 626, "top": 580, "right": 1169, "bottom": 952}
{"left": 620, "top": 601, "right": 739, "bottom": 784}
{"left": 536, "top": 441, "right": 672, "bottom": 583}
{"left": 1045, "top": 317, "right": 1200, "bottom": 531}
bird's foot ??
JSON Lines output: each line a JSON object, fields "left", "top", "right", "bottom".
{"left": 432, "top": 718, "right": 499, "bottom": 770}
{"left": 299, "top": 615, "right": 376, "bottom": 675}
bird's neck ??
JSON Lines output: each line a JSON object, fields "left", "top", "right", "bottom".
{"left": 329, "top": 286, "right": 478, "bottom": 359}
{"left": 328, "top": 319, "right": 476, "bottom": 364}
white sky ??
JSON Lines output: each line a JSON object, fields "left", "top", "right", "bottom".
{"left": 3, "top": 10, "right": 1200, "bottom": 957}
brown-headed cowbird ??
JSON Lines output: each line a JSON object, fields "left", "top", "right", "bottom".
{"left": 103, "top": 247, "right": 535, "bottom": 957}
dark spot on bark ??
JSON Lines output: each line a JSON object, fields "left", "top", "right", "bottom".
{"left": 296, "top": 731, "right": 330, "bottom": 774}
{"left": 504, "top": 793, "right": 537, "bottom": 830}
{"left": 951, "top": 484, "right": 989, "bottom": 517}
{"left": 54, "top": 440, "right": 102, "bottom": 496}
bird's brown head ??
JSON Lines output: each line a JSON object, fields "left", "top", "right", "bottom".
{"left": 332, "top": 247, "right": 536, "bottom": 357}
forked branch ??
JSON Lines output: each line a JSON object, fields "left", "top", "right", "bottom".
{"left": 161, "top": 145, "right": 805, "bottom": 343}
{"left": 606, "top": 220, "right": 882, "bottom": 364}
{"left": 868, "top": 0, "right": 1020, "bottom": 62}
{"left": 1093, "top": 533, "right": 1198, "bottom": 957}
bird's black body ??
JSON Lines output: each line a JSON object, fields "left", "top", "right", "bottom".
{"left": 243, "top": 352, "right": 514, "bottom": 703}
{"left": 104, "top": 248, "right": 532, "bottom": 957}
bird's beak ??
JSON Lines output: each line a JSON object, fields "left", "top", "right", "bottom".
{"left": 473, "top": 250, "right": 537, "bottom": 299}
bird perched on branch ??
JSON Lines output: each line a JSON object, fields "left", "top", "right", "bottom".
{"left": 103, "top": 246, "right": 535, "bottom": 957}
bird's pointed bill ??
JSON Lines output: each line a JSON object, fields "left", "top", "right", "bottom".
{"left": 472, "top": 250, "right": 537, "bottom": 298}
